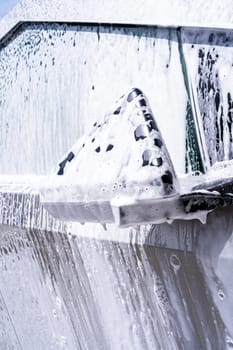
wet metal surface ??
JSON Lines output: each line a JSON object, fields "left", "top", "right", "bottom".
{"left": 0, "top": 206, "right": 233, "bottom": 349}
{"left": 1, "top": 21, "right": 233, "bottom": 350}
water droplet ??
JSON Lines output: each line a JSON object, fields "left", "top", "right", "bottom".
{"left": 226, "top": 336, "right": 233, "bottom": 349}
{"left": 142, "top": 149, "right": 152, "bottom": 166}
{"left": 113, "top": 106, "right": 121, "bottom": 115}
{"left": 170, "top": 254, "right": 181, "bottom": 272}
{"left": 151, "top": 157, "right": 163, "bottom": 167}
{"left": 106, "top": 144, "right": 114, "bottom": 152}
{"left": 218, "top": 289, "right": 225, "bottom": 301}
{"left": 130, "top": 323, "right": 139, "bottom": 336}
{"left": 60, "top": 336, "right": 68, "bottom": 348}
{"left": 56, "top": 296, "right": 62, "bottom": 310}
{"left": 103, "top": 249, "right": 110, "bottom": 260}
{"left": 154, "top": 138, "right": 163, "bottom": 148}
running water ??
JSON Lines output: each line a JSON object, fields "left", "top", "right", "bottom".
{"left": 0, "top": 209, "right": 231, "bottom": 349}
